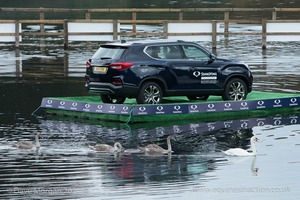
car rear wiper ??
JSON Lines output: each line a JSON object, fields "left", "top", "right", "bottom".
{"left": 100, "top": 57, "right": 112, "bottom": 60}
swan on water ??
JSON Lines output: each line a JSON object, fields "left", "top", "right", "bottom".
{"left": 89, "top": 142, "right": 124, "bottom": 153}
{"left": 12, "top": 133, "right": 42, "bottom": 150}
{"left": 123, "top": 148, "right": 144, "bottom": 154}
{"left": 140, "top": 135, "right": 176, "bottom": 155}
{"left": 222, "top": 136, "right": 259, "bottom": 156}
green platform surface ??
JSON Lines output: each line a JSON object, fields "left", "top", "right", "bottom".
{"left": 42, "top": 91, "right": 300, "bottom": 123}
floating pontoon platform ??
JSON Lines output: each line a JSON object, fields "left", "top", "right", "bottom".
{"left": 38, "top": 91, "right": 300, "bottom": 123}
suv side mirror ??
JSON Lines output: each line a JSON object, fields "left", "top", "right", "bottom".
{"left": 208, "top": 54, "right": 216, "bottom": 63}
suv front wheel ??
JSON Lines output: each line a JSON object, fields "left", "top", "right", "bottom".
{"left": 222, "top": 78, "right": 247, "bottom": 101}
{"left": 101, "top": 95, "right": 126, "bottom": 104}
{"left": 137, "top": 82, "right": 163, "bottom": 104}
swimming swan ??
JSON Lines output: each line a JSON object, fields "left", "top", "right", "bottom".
{"left": 89, "top": 142, "right": 124, "bottom": 153}
{"left": 222, "top": 136, "right": 258, "bottom": 156}
{"left": 141, "top": 135, "right": 176, "bottom": 154}
{"left": 12, "top": 133, "right": 42, "bottom": 150}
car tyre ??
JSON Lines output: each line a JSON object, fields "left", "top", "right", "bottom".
{"left": 137, "top": 82, "right": 163, "bottom": 104}
{"left": 101, "top": 95, "right": 126, "bottom": 104}
{"left": 187, "top": 95, "right": 209, "bottom": 101}
{"left": 222, "top": 78, "right": 247, "bottom": 101}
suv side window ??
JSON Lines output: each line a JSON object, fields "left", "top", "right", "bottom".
{"left": 164, "top": 45, "right": 182, "bottom": 59}
{"left": 145, "top": 45, "right": 182, "bottom": 59}
{"left": 182, "top": 45, "right": 210, "bottom": 61}
{"left": 144, "top": 46, "right": 161, "bottom": 58}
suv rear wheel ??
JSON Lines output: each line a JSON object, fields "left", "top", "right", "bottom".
{"left": 101, "top": 95, "right": 126, "bottom": 104}
{"left": 137, "top": 82, "right": 163, "bottom": 104}
{"left": 222, "top": 78, "right": 247, "bottom": 101}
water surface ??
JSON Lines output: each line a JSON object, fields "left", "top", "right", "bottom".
{"left": 1, "top": 23, "right": 300, "bottom": 199}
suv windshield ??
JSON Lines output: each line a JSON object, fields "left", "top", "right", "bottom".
{"left": 92, "top": 46, "right": 126, "bottom": 60}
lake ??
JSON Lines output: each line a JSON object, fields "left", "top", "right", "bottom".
{"left": 1, "top": 24, "right": 300, "bottom": 199}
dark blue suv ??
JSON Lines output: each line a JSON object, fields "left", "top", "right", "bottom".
{"left": 85, "top": 40, "right": 253, "bottom": 104}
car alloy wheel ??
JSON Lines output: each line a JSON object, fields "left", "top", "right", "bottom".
{"left": 101, "top": 95, "right": 126, "bottom": 104}
{"left": 222, "top": 78, "right": 247, "bottom": 101}
{"left": 137, "top": 82, "right": 163, "bottom": 104}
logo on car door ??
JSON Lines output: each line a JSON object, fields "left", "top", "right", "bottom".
{"left": 193, "top": 71, "right": 201, "bottom": 77}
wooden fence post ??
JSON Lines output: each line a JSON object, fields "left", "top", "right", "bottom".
{"left": 15, "top": 21, "right": 20, "bottom": 48}
{"left": 113, "top": 20, "right": 118, "bottom": 40}
{"left": 39, "top": 9, "right": 45, "bottom": 33}
{"left": 63, "top": 20, "right": 68, "bottom": 50}
{"left": 132, "top": 12, "right": 136, "bottom": 37}
{"left": 179, "top": 11, "right": 183, "bottom": 20}
{"left": 262, "top": 19, "right": 267, "bottom": 50}
{"left": 212, "top": 21, "right": 217, "bottom": 49}
{"left": 86, "top": 12, "right": 91, "bottom": 20}
{"left": 163, "top": 21, "right": 168, "bottom": 39}
{"left": 272, "top": 8, "right": 277, "bottom": 20}
{"left": 224, "top": 11, "right": 229, "bottom": 38}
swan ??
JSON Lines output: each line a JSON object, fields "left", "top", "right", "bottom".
{"left": 251, "top": 156, "right": 259, "bottom": 176}
{"left": 222, "top": 136, "right": 258, "bottom": 156}
{"left": 89, "top": 142, "right": 124, "bottom": 153}
{"left": 123, "top": 148, "right": 144, "bottom": 154}
{"left": 12, "top": 133, "right": 42, "bottom": 150}
{"left": 140, "top": 135, "right": 176, "bottom": 155}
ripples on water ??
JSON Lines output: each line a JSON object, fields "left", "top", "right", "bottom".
{"left": 1, "top": 114, "right": 300, "bottom": 199}
{"left": 1, "top": 24, "right": 300, "bottom": 199}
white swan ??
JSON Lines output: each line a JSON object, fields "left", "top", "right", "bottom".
{"left": 222, "top": 136, "right": 258, "bottom": 156}
{"left": 251, "top": 156, "right": 259, "bottom": 176}
{"left": 12, "top": 133, "right": 42, "bottom": 150}
{"left": 140, "top": 135, "right": 176, "bottom": 155}
{"left": 89, "top": 142, "right": 124, "bottom": 153}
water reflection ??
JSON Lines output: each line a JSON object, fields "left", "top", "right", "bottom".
{"left": 0, "top": 47, "right": 86, "bottom": 78}
{"left": 1, "top": 111, "right": 300, "bottom": 199}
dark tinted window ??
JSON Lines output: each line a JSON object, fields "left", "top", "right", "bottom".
{"left": 92, "top": 46, "right": 126, "bottom": 60}
{"left": 144, "top": 45, "right": 182, "bottom": 59}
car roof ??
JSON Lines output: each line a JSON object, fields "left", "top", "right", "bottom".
{"left": 102, "top": 39, "right": 198, "bottom": 47}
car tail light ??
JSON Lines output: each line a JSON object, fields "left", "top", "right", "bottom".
{"left": 86, "top": 60, "right": 91, "bottom": 68}
{"left": 109, "top": 62, "right": 133, "bottom": 71}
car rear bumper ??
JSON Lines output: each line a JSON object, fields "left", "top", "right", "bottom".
{"left": 86, "top": 82, "right": 138, "bottom": 97}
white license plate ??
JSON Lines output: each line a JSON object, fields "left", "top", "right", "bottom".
{"left": 93, "top": 67, "right": 108, "bottom": 73}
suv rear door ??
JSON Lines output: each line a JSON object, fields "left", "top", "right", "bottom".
{"left": 89, "top": 45, "right": 127, "bottom": 82}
